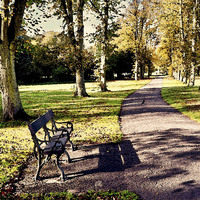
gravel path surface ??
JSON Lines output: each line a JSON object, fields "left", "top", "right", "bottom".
{"left": 16, "top": 78, "right": 200, "bottom": 200}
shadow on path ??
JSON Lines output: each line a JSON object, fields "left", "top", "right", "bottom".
{"left": 66, "top": 140, "right": 141, "bottom": 179}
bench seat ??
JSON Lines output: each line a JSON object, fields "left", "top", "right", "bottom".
{"left": 43, "top": 136, "right": 68, "bottom": 155}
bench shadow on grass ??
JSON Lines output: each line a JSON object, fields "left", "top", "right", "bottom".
{"left": 67, "top": 140, "right": 141, "bottom": 178}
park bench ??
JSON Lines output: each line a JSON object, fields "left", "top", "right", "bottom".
{"left": 28, "top": 109, "right": 75, "bottom": 181}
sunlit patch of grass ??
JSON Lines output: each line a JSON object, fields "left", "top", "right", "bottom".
{"left": 0, "top": 128, "right": 33, "bottom": 188}
{"left": 162, "top": 77, "right": 200, "bottom": 123}
{"left": 0, "top": 79, "right": 151, "bottom": 187}
{"left": 162, "top": 76, "right": 186, "bottom": 88}
{"left": 74, "top": 116, "right": 122, "bottom": 144}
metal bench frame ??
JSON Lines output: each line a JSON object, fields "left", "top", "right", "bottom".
{"left": 28, "top": 110, "right": 74, "bottom": 181}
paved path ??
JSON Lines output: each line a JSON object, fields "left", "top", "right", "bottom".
{"left": 120, "top": 78, "right": 200, "bottom": 200}
{"left": 16, "top": 78, "right": 200, "bottom": 200}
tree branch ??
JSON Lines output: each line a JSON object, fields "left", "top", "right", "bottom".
{"left": 8, "top": 0, "right": 27, "bottom": 43}
{"left": 60, "top": 0, "right": 70, "bottom": 23}
{"left": 89, "top": 0, "right": 104, "bottom": 21}
{"left": 60, "top": 0, "right": 76, "bottom": 45}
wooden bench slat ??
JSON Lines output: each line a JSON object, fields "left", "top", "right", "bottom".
{"left": 28, "top": 110, "right": 54, "bottom": 135}
{"left": 43, "top": 137, "right": 68, "bottom": 155}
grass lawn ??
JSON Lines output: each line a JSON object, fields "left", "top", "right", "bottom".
{"left": 162, "top": 76, "right": 200, "bottom": 124}
{"left": 0, "top": 79, "right": 150, "bottom": 199}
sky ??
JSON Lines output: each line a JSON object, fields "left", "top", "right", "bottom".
{"left": 25, "top": 1, "right": 129, "bottom": 48}
{"left": 25, "top": 6, "right": 101, "bottom": 48}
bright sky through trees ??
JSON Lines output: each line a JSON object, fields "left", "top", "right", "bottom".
{"left": 24, "top": 1, "right": 129, "bottom": 48}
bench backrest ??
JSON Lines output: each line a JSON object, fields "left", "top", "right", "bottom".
{"left": 28, "top": 110, "right": 54, "bottom": 135}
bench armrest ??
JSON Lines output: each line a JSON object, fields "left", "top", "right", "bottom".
{"left": 37, "top": 138, "right": 49, "bottom": 143}
{"left": 54, "top": 121, "right": 73, "bottom": 133}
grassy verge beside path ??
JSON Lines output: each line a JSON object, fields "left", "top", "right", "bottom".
{"left": 0, "top": 79, "right": 150, "bottom": 197}
{"left": 4, "top": 190, "right": 141, "bottom": 200}
{"left": 162, "top": 77, "right": 200, "bottom": 124}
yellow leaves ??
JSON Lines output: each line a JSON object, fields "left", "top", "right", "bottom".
{"left": 112, "top": 0, "right": 156, "bottom": 54}
{"left": 111, "top": 24, "right": 136, "bottom": 52}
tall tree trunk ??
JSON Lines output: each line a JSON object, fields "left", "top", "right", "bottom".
{"left": 0, "top": 0, "right": 28, "bottom": 121}
{"left": 178, "top": 69, "right": 181, "bottom": 81}
{"left": 197, "top": 0, "right": 200, "bottom": 41}
{"left": 179, "top": 0, "right": 187, "bottom": 83}
{"left": 147, "top": 62, "right": 151, "bottom": 78}
{"left": 135, "top": 52, "right": 139, "bottom": 81}
{"left": 134, "top": 4, "right": 140, "bottom": 81}
{"left": 61, "top": 0, "right": 88, "bottom": 97}
{"left": 100, "top": 0, "right": 109, "bottom": 92}
{"left": 189, "top": 0, "right": 198, "bottom": 86}
{"left": 100, "top": 48, "right": 107, "bottom": 91}
{"left": 0, "top": 42, "right": 26, "bottom": 120}
{"left": 75, "top": 0, "right": 88, "bottom": 96}
{"left": 140, "top": 61, "right": 145, "bottom": 79}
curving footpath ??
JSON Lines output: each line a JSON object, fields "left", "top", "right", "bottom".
{"left": 16, "top": 78, "right": 200, "bottom": 200}
{"left": 120, "top": 77, "right": 200, "bottom": 200}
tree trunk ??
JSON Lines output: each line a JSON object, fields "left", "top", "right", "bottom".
{"left": 189, "top": 0, "right": 198, "bottom": 86}
{"left": 135, "top": 51, "right": 138, "bottom": 81}
{"left": 60, "top": 0, "right": 88, "bottom": 97}
{"left": 183, "top": 70, "right": 188, "bottom": 84}
{"left": 178, "top": 70, "right": 181, "bottom": 81}
{"left": 140, "top": 60, "right": 145, "bottom": 79}
{"left": 99, "top": 0, "right": 109, "bottom": 92}
{"left": 147, "top": 63, "right": 151, "bottom": 78}
{"left": 100, "top": 49, "right": 107, "bottom": 91}
{"left": 75, "top": 67, "right": 87, "bottom": 96}
{"left": 197, "top": 0, "right": 200, "bottom": 41}
{"left": 75, "top": 0, "right": 88, "bottom": 96}
{"left": 0, "top": 0, "right": 28, "bottom": 121}
{"left": 0, "top": 42, "right": 27, "bottom": 120}
{"left": 179, "top": 0, "right": 187, "bottom": 83}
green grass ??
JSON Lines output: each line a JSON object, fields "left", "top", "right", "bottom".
{"left": 0, "top": 79, "right": 150, "bottom": 196}
{"left": 162, "top": 77, "right": 200, "bottom": 123}
{"left": 1, "top": 190, "right": 141, "bottom": 200}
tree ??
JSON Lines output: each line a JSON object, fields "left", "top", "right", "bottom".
{"left": 88, "top": 0, "right": 125, "bottom": 91}
{"left": 0, "top": 0, "right": 28, "bottom": 121}
{"left": 188, "top": 0, "right": 199, "bottom": 86}
{"left": 157, "top": 0, "right": 200, "bottom": 85}
{"left": 15, "top": 35, "right": 40, "bottom": 84}
{"left": 107, "top": 50, "right": 134, "bottom": 80}
{"left": 88, "top": 0, "right": 109, "bottom": 91}
{"left": 156, "top": 0, "right": 180, "bottom": 77}
{"left": 112, "top": 0, "right": 157, "bottom": 80}
{"left": 48, "top": 0, "right": 88, "bottom": 96}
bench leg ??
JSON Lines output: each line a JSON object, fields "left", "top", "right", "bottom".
{"left": 69, "top": 140, "right": 75, "bottom": 151}
{"left": 35, "top": 155, "right": 50, "bottom": 181}
{"left": 56, "top": 154, "right": 67, "bottom": 181}
{"left": 64, "top": 150, "right": 71, "bottom": 163}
